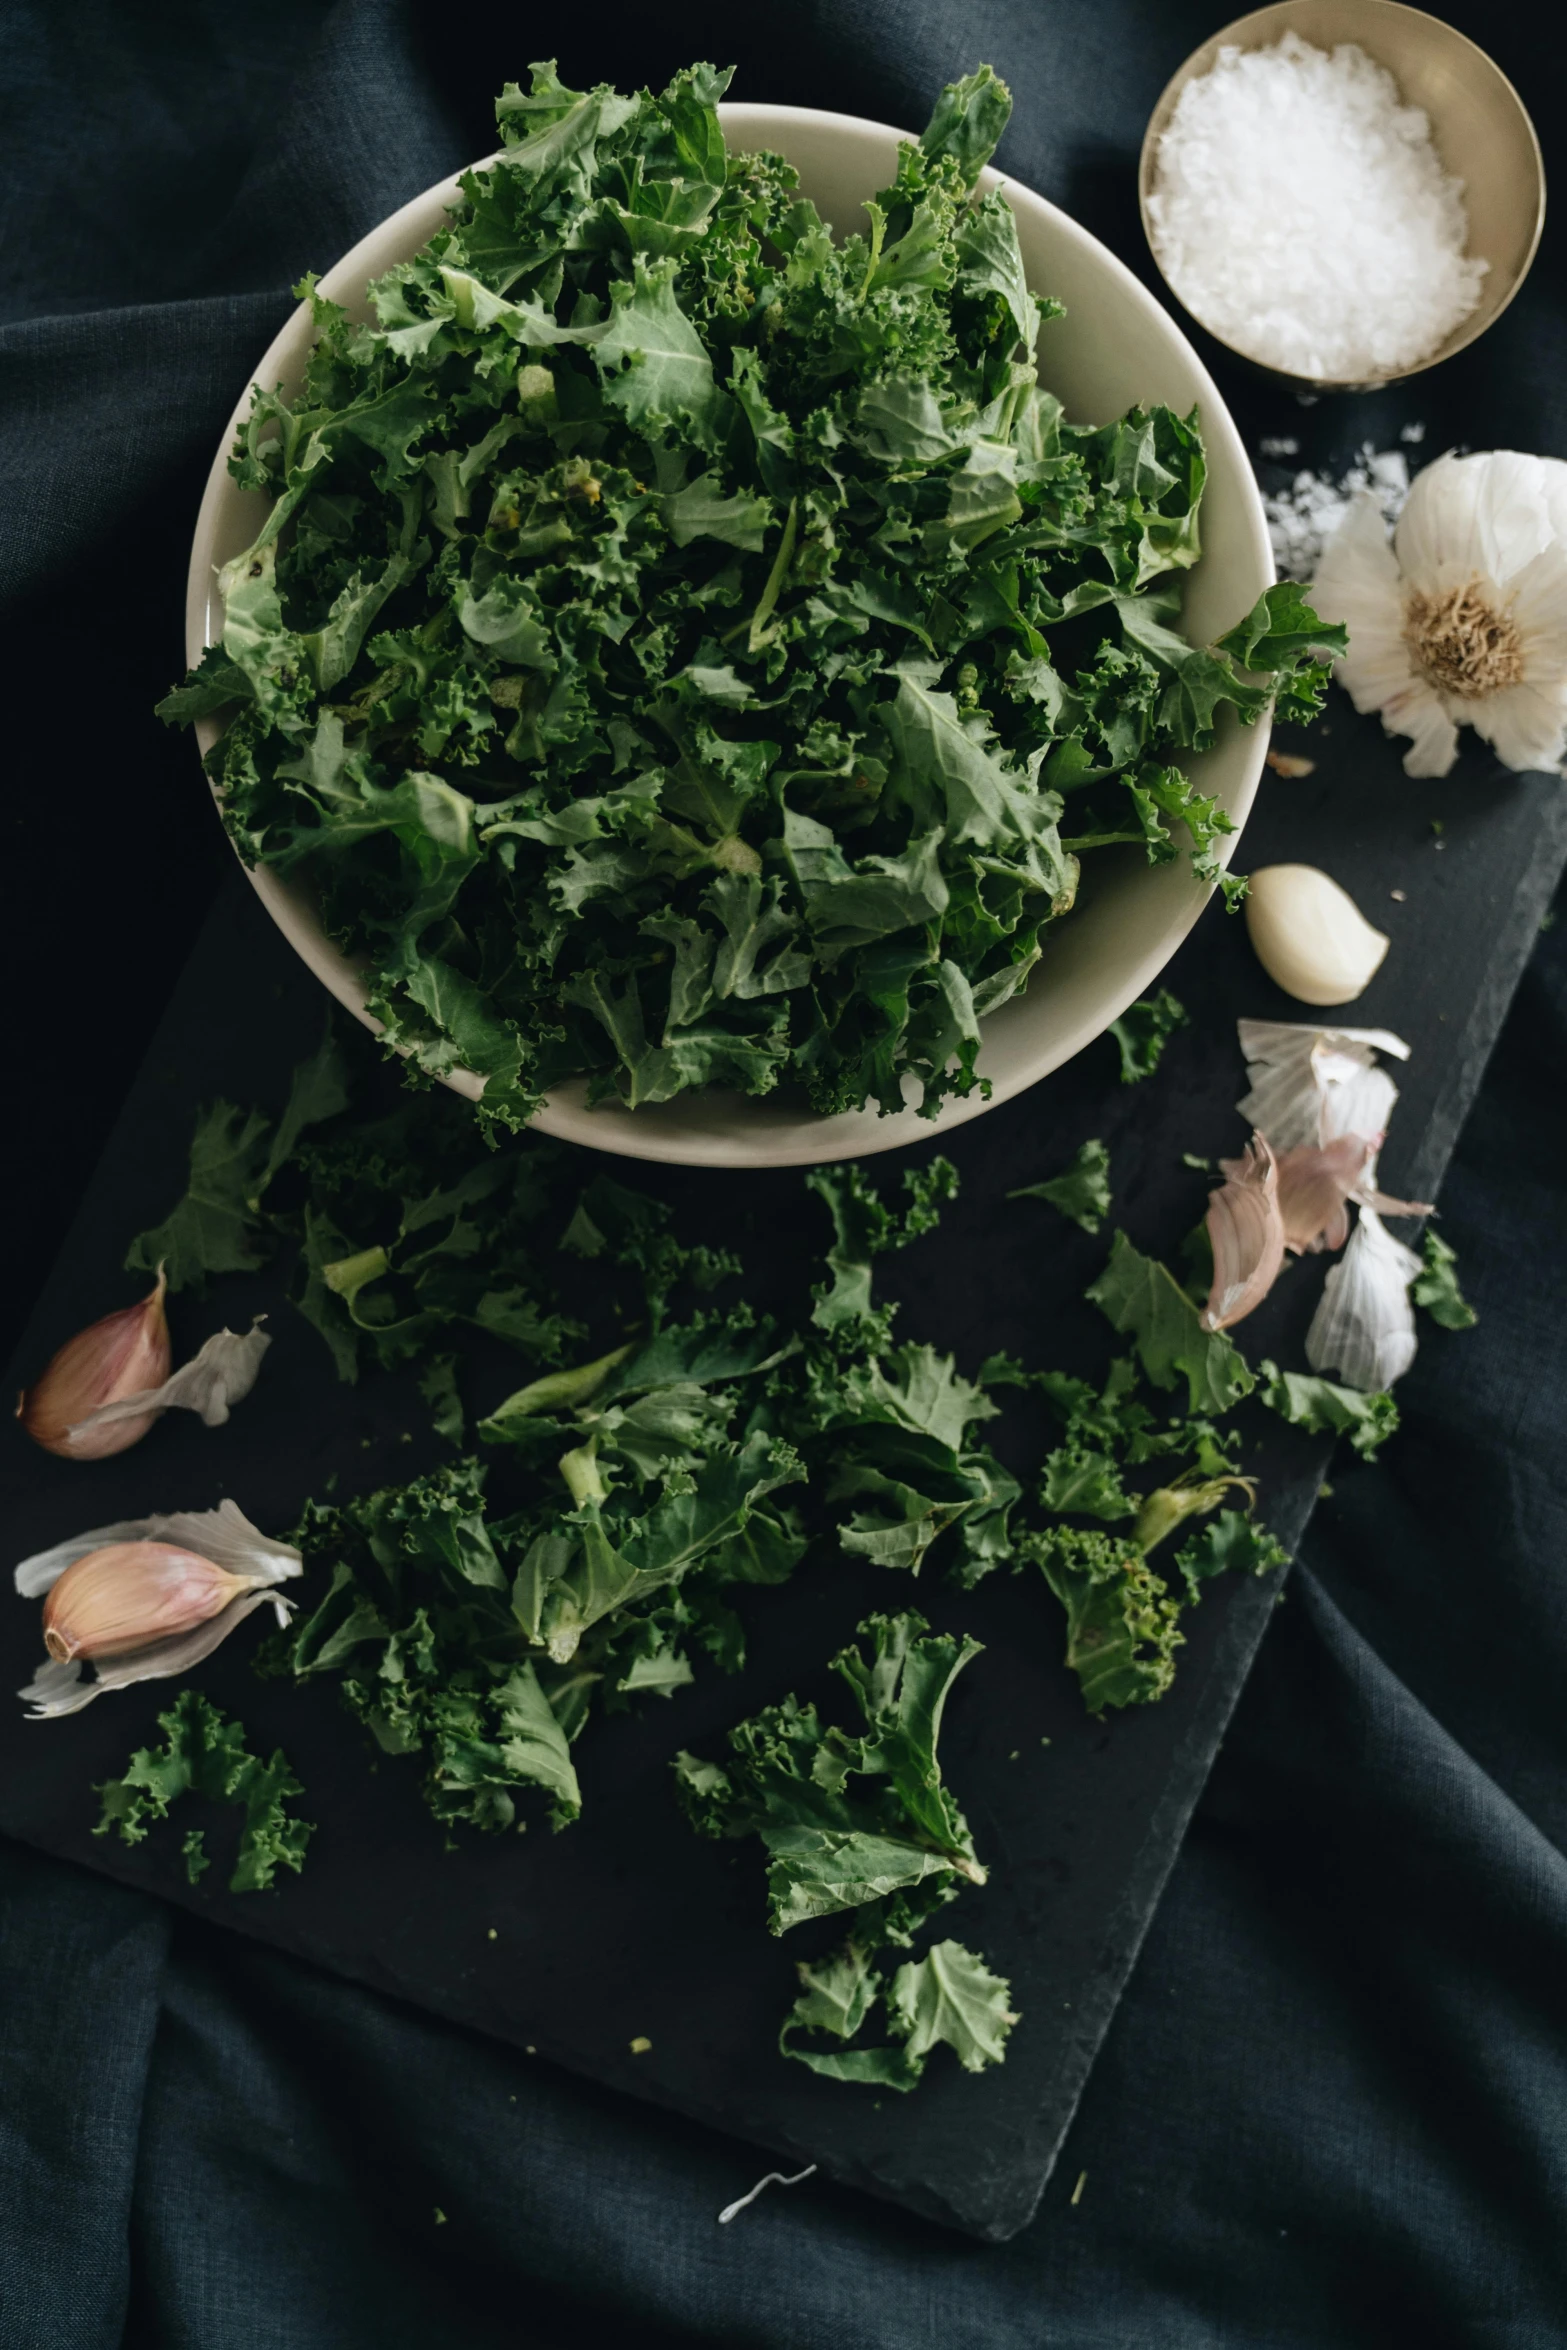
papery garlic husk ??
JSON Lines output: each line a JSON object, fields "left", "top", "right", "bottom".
{"left": 42, "top": 1542, "right": 251, "bottom": 1663}
{"left": 1276, "top": 1129, "right": 1436, "bottom": 1256}
{"left": 1276, "top": 1134, "right": 1372, "bottom": 1254}
{"left": 14, "top": 1499, "right": 301, "bottom": 1719}
{"left": 1237, "top": 1020, "right": 1411, "bottom": 1154}
{"left": 1306, "top": 1206, "right": 1421, "bottom": 1391}
{"left": 1204, "top": 1134, "right": 1286, "bottom": 1331}
{"left": 16, "top": 1272, "right": 171, "bottom": 1460}
{"left": 68, "top": 1320, "right": 271, "bottom": 1443}
{"left": 1245, "top": 866, "right": 1390, "bottom": 1008}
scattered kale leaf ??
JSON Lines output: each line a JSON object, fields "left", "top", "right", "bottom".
{"left": 1258, "top": 1360, "right": 1399, "bottom": 1460}
{"left": 124, "top": 1101, "right": 276, "bottom": 1293}
{"left": 270, "top": 1463, "right": 588, "bottom": 1833}
{"left": 1086, "top": 1229, "right": 1254, "bottom": 1414}
{"left": 1173, "top": 1508, "right": 1288, "bottom": 1599}
{"left": 887, "top": 1937, "right": 1019, "bottom": 2073}
{"left": 678, "top": 1607, "right": 987, "bottom": 1935}
{"left": 124, "top": 1022, "right": 350, "bottom": 1293}
{"left": 95, "top": 1690, "right": 313, "bottom": 1893}
{"left": 1106, "top": 989, "right": 1188, "bottom": 1084}
{"left": 676, "top": 1607, "right": 1017, "bottom": 2089}
{"left": 779, "top": 1932, "right": 1018, "bottom": 2090}
{"left": 1008, "top": 1135, "right": 1110, "bottom": 1233}
{"left": 1019, "top": 1525, "right": 1184, "bottom": 1712}
{"left": 124, "top": 1024, "right": 585, "bottom": 1382}
{"left": 807, "top": 1158, "right": 961, "bottom": 1338}
{"left": 1411, "top": 1230, "right": 1478, "bottom": 1331}
{"left": 984, "top": 1236, "right": 1288, "bottom": 1711}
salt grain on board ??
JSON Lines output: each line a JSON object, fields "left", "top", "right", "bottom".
{"left": 1263, "top": 444, "right": 1412, "bottom": 581}
{"left": 1147, "top": 33, "right": 1486, "bottom": 380}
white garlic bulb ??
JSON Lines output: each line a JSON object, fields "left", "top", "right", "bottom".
{"left": 1244, "top": 865, "right": 1390, "bottom": 1007}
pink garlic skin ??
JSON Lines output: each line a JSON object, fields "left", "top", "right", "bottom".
{"left": 1276, "top": 1134, "right": 1374, "bottom": 1256}
{"left": 16, "top": 1273, "right": 171, "bottom": 1460}
{"left": 1204, "top": 1134, "right": 1286, "bottom": 1331}
{"left": 41, "top": 1541, "right": 246, "bottom": 1663}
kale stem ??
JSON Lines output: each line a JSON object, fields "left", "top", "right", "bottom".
{"left": 856, "top": 203, "right": 887, "bottom": 302}
{"left": 1057, "top": 831, "right": 1147, "bottom": 852}
{"left": 746, "top": 498, "right": 799, "bottom": 655}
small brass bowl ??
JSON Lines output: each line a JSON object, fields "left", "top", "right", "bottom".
{"left": 1138, "top": 0, "right": 1546, "bottom": 392}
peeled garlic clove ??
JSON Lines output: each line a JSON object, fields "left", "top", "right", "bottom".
{"left": 16, "top": 1272, "right": 172, "bottom": 1460}
{"left": 1245, "top": 866, "right": 1390, "bottom": 1008}
{"left": 41, "top": 1541, "right": 250, "bottom": 1663}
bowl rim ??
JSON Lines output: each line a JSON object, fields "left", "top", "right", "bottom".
{"left": 1137, "top": 0, "right": 1547, "bottom": 394}
{"left": 187, "top": 97, "right": 1273, "bottom": 1168}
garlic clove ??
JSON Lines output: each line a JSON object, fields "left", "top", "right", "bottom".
{"left": 20, "top": 1590, "right": 292, "bottom": 1719}
{"left": 16, "top": 1272, "right": 171, "bottom": 1459}
{"left": 41, "top": 1541, "right": 249, "bottom": 1663}
{"left": 1245, "top": 866, "right": 1390, "bottom": 1008}
{"left": 1264, "top": 750, "right": 1316, "bottom": 778}
{"left": 14, "top": 1500, "right": 302, "bottom": 1719}
{"left": 68, "top": 1320, "right": 271, "bottom": 1442}
{"left": 13, "top": 1497, "right": 301, "bottom": 1601}
{"left": 1204, "top": 1133, "right": 1286, "bottom": 1331}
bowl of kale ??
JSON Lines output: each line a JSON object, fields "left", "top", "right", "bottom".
{"left": 167, "top": 61, "right": 1336, "bottom": 1167}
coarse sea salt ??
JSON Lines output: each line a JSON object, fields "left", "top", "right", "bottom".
{"left": 1147, "top": 33, "right": 1487, "bottom": 381}
{"left": 1263, "top": 443, "right": 1412, "bottom": 581}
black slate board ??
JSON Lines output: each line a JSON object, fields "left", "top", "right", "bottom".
{"left": 2, "top": 708, "right": 1564, "bottom": 2242}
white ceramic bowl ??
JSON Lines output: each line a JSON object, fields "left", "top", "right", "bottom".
{"left": 187, "top": 102, "right": 1272, "bottom": 1168}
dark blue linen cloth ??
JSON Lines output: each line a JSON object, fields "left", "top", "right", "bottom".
{"left": 3, "top": 3, "right": 1566, "bottom": 2342}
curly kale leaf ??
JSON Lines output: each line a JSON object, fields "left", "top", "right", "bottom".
{"left": 674, "top": 1609, "right": 985, "bottom": 1935}
{"left": 1106, "top": 989, "right": 1188, "bottom": 1084}
{"left": 95, "top": 1691, "right": 313, "bottom": 1893}
{"left": 273, "top": 1466, "right": 584, "bottom": 1831}
{"left": 1087, "top": 1229, "right": 1254, "bottom": 1414}
{"left": 124, "top": 1102, "right": 276, "bottom": 1292}
{"left": 1411, "top": 1230, "right": 1478, "bottom": 1331}
{"left": 1008, "top": 1135, "right": 1111, "bottom": 1233}
{"left": 1020, "top": 1525, "right": 1184, "bottom": 1713}
{"left": 779, "top": 1932, "right": 1017, "bottom": 2090}
{"left": 806, "top": 1156, "right": 960, "bottom": 1336}
{"left": 163, "top": 60, "right": 1338, "bottom": 1132}
{"left": 1173, "top": 1509, "right": 1288, "bottom": 1599}
{"left": 679, "top": 1609, "right": 1016, "bottom": 2090}
{"left": 1258, "top": 1360, "right": 1400, "bottom": 1459}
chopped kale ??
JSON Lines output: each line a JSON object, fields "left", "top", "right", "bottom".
{"left": 676, "top": 1609, "right": 1018, "bottom": 2089}
{"left": 1008, "top": 1135, "right": 1111, "bottom": 1233}
{"left": 160, "top": 63, "right": 1338, "bottom": 1132}
{"left": 1106, "top": 990, "right": 1188, "bottom": 1084}
{"left": 1258, "top": 1360, "right": 1400, "bottom": 1460}
{"left": 1411, "top": 1230, "right": 1478, "bottom": 1331}
{"left": 95, "top": 1691, "right": 313, "bottom": 1893}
